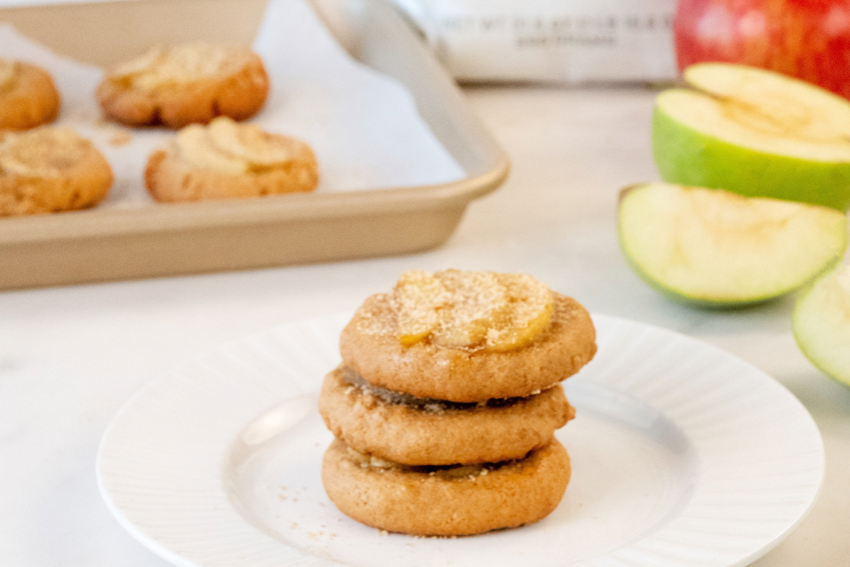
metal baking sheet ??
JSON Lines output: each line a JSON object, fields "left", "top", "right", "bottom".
{"left": 0, "top": 0, "right": 509, "bottom": 290}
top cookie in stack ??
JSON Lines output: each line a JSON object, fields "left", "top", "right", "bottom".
{"left": 339, "top": 269, "right": 596, "bottom": 402}
{"left": 320, "top": 269, "right": 597, "bottom": 536}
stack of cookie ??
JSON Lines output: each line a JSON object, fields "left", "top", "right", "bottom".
{"left": 319, "top": 269, "right": 597, "bottom": 536}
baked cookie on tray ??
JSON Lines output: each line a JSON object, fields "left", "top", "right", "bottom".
{"left": 0, "top": 58, "right": 60, "bottom": 130}
{"left": 145, "top": 116, "right": 319, "bottom": 202}
{"left": 96, "top": 42, "right": 269, "bottom": 128}
{"left": 320, "top": 269, "right": 596, "bottom": 536}
{"left": 0, "top": 126, "right": 113, "bottom": 216}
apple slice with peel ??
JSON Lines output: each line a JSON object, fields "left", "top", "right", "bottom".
{"left": 653, "top": 62, "right": 850, "bottom": 211}
{"left": 618, "top": 182, "right": 848, "bottom": 306}
{"left": 794, "top": 266, "right": 850, "bottom": 385}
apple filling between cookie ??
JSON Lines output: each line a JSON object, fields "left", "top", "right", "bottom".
{"left": 339, "top": 366, "right": 535, "bottom": 414}
{"left": 345, "top": 443, "right": 521, "bottom": 480}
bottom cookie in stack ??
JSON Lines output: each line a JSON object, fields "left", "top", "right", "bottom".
{"left": 322, "top": 438, "right": 571, "bottom": 537}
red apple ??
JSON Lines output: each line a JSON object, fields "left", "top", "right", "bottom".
{"left": 674, "top": 0, "right": 850, "bottom": 100}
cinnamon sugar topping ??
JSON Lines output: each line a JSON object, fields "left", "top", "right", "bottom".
{"left": 391, "top": 269, "right": 554, "bottom": 351}
{"left": 0, "top": 127, "right": 88, "bottom": 177}
{"left": 111, "top": 43, "right": 254, "bottom": 91}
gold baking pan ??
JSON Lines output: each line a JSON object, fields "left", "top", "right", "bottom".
{"left": 0, "top": 0, "right": 509, "bottom": 290}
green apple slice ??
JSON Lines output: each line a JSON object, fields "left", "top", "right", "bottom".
{"left": 618, "top": 182, "right": 848, "bottom": 306}
{"left": 794, "top": 265, "right": 850, "bottom": 385}
{"left": 652, "top": 62, "right": 850, "bottom": 211}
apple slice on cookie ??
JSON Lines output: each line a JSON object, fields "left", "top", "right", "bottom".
{"left": 652, "top": 62, "right": 850, "bottom": 211}
{"left": 794, "top": 266, "right": 850, "bottom": 386}
{"left": 618, "top": 183, "right": 848, "bottom": 306}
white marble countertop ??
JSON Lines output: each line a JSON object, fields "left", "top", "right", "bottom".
{"left": 1, "top": 84, "right": 849, "bottom": 566}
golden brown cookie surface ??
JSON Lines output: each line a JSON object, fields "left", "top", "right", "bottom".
{"left": 322, "top": 438, "right": 571, "bottom": 536}
{"left": 0, "top": 59, "right": 60, "bottom": 130}
{"left": 96, "top": 43, "right": 269, "bottom": 128}
{"left": 144, "top": 116, "right": 319, "bottom": 202}
{"left": 0, "top": 127, "right": 113, "bottom": 216}
{"left": 340, "top": 272, "right": 597, "bottom": 402}
{"left": 319, "top": 366, "right": 574, "bottom": 465}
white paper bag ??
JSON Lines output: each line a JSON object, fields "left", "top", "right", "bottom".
{"left": 391, "top": 0, "right": 679, "bottom": 83}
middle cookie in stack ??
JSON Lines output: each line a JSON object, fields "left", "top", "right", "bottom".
{"left": 319, "top": 269, "right": 597, "bottom": 536}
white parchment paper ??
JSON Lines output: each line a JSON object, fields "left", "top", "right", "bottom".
{"left": 0, "top": 0, "right": 465, "bottom": 209}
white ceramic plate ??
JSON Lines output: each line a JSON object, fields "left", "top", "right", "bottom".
{"left": 98, "top": 314, "right": 824, "bottom": 567}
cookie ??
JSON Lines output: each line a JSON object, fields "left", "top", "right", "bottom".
{"left": 340, "top": 270, "right": 597, "bottom": 402}
{"left": 321, "top": 438, "right": 571, "bottom": 536}
{"left": 144, "top": 116, "right": 319, "bottom": 202}
{"left": 96, "top": 42, "right": 269, "bottom": 128}
{"left": 0, "top": 59, "right": 60, "bottom": 130}
{"left": 0, "top": 126, "right": 113, "bottom": 216}
{"left": 319, "top": 366, "right": 575, "bottom": 465}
